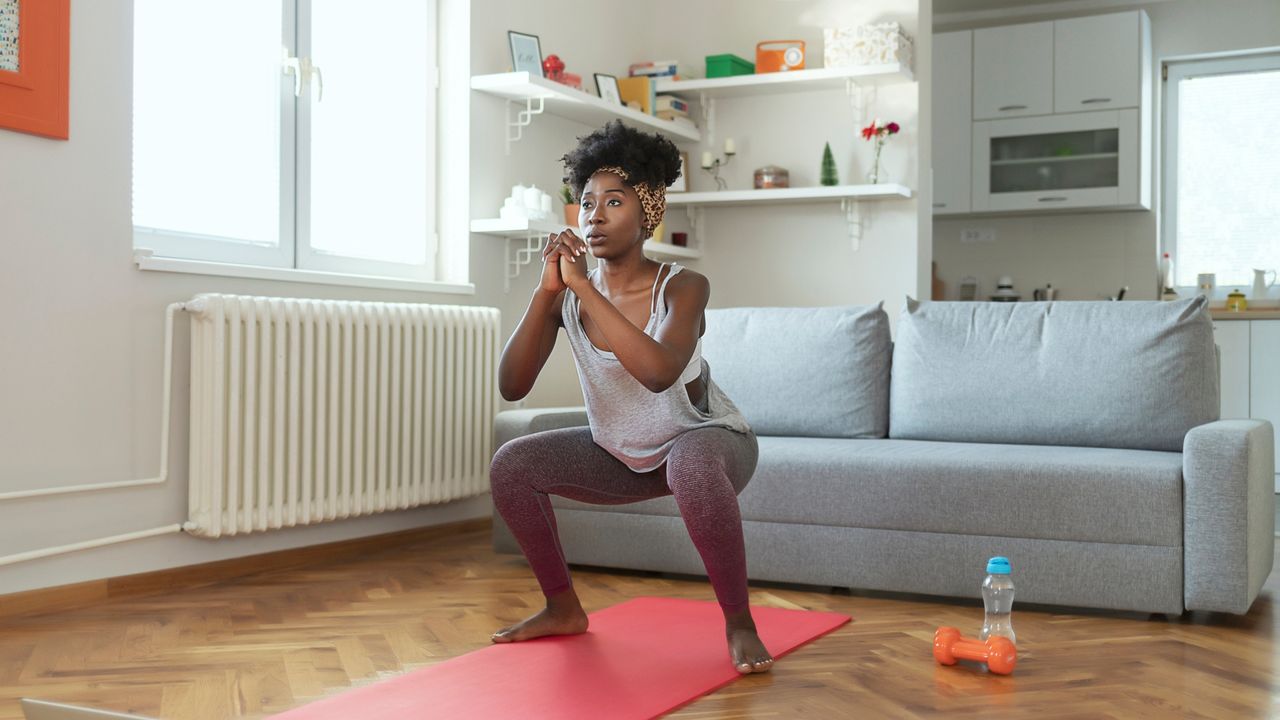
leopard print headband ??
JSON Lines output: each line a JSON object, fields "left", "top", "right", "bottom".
{"left": 593, "top": 165, "right": 666, "bottom": 236}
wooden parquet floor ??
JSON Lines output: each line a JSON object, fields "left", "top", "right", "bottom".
{"left": 1, "top": 522, "right": 1277, "bottom": 719}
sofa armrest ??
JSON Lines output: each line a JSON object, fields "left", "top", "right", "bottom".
{"left": 1183, "top": 419, "right": 1276, "bottom": 613}
{"left": 494, "top": 406, "right": 589, "bottom": 451}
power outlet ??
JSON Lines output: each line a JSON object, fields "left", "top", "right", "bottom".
{"left": 960, "top": 228, "right": 996, "bottom": 244}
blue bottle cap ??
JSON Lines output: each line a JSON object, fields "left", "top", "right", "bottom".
{"left": 987, "top": 556, "right": 1011, "bottom": 574}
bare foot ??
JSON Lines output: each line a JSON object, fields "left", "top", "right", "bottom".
{"left": 491, "top": 589, "right": 589, "bottom": 643}
{"left": 726, "top": 611, "right": 774, "bottom": 674}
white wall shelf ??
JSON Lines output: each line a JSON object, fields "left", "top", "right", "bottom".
{"left": 471, "top": 218, "right": 566, "bottom": 236}
{"left": 666, "top": 183, "right": 912, "bottom": 206}
{"left": 656, "top": 64, "right": 915, "bottom": 142}
{"left": 471, "top": 218, "right": 703, "bottom": 291}
{"left": 470, "top": 72, "right": 701, "bottom": 154}
{"left": 653, "top": 63, "right": 914, "bottom": 99}
{"left": 642, "top": 242, "right": 702, "bottom": 260}
{"left": 667, "top": 183, "right": 913, "bottom": 253}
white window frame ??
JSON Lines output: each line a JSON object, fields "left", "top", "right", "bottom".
{"left": 132, "top": 0, "right": 442, "bottom": 287}
{"left": 1162, "top": 48, "right": 1280, "bottom": 297}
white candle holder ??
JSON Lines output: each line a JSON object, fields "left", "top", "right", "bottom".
{"left": 701, "top": 149, "right": 736, "bottom": 191}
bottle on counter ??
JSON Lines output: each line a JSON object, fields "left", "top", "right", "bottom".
{"left": 1160, "top": 252, "right": 1179, "bottom": 300}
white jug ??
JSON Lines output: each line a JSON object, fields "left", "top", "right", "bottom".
{"left": 1253, "top": 268, "right": 1277, "bottom": 299}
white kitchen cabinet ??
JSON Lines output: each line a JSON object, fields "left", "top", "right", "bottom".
{"left": 940, "top": 9, "right": 1152, "bottom": 216}
{"left": 1250, "top": 321, "right": 1280, "bottom": 483}
{"left": 1215, "top": 320, "right": 1251, "bottom": 420}
{"left": 1214, "top": 319, "right": 1280, "bottom": 492}
{"left": 973, "top": 21, "right": 1054, "bottom": 120}
{"left": 932, "top": 31, "right": 972, "bottom": 216}
{"left": 971, "top": 108, "right": 1147, "bottom": 212}
{"left": 1053, "top": 11, "right": 1144, "bottom": 113}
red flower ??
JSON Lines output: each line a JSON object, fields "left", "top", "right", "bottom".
{"left": 887, "top": 122, "right": 900, "bottom": 134}
{"left": 861, "top": 124, "right": 875, "bottom": 140}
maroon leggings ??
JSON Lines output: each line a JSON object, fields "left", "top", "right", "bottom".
{"left": 489, "top": 425, "right": 760, "bottom": 614}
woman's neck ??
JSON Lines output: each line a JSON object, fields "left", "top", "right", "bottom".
{"left": 594, "top": 253, "right": 661, "bottom": 297}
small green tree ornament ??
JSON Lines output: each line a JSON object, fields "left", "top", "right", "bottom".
{"left": 820, "top": 142, "right": 838, "bottom": 186}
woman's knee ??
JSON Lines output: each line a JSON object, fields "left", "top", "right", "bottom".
{"left": 666, "top": 428, "right": 754, "bottom": 495}
{"left": 489, "top": 435, "right": 538, "bottom": 491}
{"left": 490, "top": 427, "right": 587, "bottom": 491}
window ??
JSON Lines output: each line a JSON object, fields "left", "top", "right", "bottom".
{"left": 1163, "top": 51, "right": 1280, "bottom": 291}
{"left": 132, "top": 0, "right": 439, "bottom": 282}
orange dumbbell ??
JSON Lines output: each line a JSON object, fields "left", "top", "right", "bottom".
{"left": 933, "top": 626, "right": 1017, "bottom": 675}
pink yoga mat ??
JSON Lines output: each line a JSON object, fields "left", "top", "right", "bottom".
{"left": 267, "top": 596, "right": 851, "bottom": 719}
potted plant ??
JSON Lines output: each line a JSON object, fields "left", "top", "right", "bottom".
{"left": 560, "top": 185, "right": 578, "bottom": 227}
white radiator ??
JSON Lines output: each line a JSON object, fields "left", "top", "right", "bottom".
{"left": 181, "top": 293, "right": 500, "bottom": 538}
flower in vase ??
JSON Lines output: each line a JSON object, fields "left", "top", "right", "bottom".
{"left": 860, "top": 119, "right": 900, "bottom": 183}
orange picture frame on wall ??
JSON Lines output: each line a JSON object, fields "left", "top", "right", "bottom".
{"left": 0, "top": 0, "right": 70, "bottom": 140}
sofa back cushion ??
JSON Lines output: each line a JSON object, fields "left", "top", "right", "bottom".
{"left": 888, "top": 296, "right": 1218, "bottom": 451}
{"left": 703, "top": 304, "right": 891, "bottom": 438}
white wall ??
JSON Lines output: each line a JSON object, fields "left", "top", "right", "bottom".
{"left": 0, "top": 0, "right": 927, "bottom": 595}
{"left": 932, "top": 0, "right": 1280, "bottom": 302}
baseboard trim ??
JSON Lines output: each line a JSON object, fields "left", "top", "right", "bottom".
{"left": 0, "top": 517, "right": 492, "bottom": 623}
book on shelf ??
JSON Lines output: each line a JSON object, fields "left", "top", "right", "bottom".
{"left": 629, "top": 60, "right": 679, "bottom": 77}
{"left": 617, "top": 75, "right": 656, "bottom": 114}
{"left": 654, "top": 95, "right": 689, "bottom": 114}
{"left": 658, "top": 115, "right": 698, "bottom": 132}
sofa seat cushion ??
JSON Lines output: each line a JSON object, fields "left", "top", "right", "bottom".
{"left": 549, "top": 437, "right": 1185, "bottom": 547}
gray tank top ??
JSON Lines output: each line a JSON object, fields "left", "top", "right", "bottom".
{"left": 563, "top": 261, "right": 754, "bottom": 473}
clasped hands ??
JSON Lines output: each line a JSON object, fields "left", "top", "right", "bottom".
{"left": 539, "top": 229, "right": 591, "bottom": 294}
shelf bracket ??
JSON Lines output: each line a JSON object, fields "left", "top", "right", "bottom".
{"left": 841, "top": 198, "right": 864, "bottom": 253}
{"left": 683, "top": 205, "right": 703, "bottom": 243}
{"left": 504, "top": 230, "right": 546, "bottom": 292}
{"left": 699, "top": 93, "right": 716, "bottom": 148}
{"left": 505, "top": 96, "right": 546, "bottom": 155}
{"left": 845, "top": 78, "right": 878, "bottom": 124}
{"left": 845, "top": 78, "right": 863, "bottom": 119}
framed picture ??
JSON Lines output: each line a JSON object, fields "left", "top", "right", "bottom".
{"left": 0, "top": 0, "right": 70, "bottom": 140}
{"left": 594, "top": 73, "right": 621, "bottom": 105}
{"left": 669, "top": 151, "right": 689, "bottom": 192}
{"left": 508, "top": 31, "right": 543, "bottom": 77}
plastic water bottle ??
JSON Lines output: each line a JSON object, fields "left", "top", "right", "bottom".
{"left": 979, "top": 556, "right": 1016, "bottom": 645}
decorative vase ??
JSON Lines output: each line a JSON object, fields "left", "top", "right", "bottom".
{"left": 866, "top": 137, "right": 887, "bottom": 184}
{"left": 563, "top": 203, "right": 578, "bottom": 228}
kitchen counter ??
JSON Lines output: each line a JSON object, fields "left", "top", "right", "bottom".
{"left": 1211, "top": 309, "right": 1280, "bottom": 321}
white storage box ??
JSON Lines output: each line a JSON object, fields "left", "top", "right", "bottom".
{"left": 823, "top": 23, "right": 914, "bottom": 72}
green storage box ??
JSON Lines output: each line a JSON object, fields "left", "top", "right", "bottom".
{"left": 705, "top": 53, "right": 754, "bottom": 78}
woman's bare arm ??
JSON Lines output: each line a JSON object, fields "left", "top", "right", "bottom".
{"left": 498, "top": 287, "right": 564, "bottom": 402}
{"left": 567, "top": 270, "right": 708, "bottom": 393}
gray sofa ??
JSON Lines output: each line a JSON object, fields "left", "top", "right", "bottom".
{"left": 490, "top": 296, "right": 1275, "bottom": 615}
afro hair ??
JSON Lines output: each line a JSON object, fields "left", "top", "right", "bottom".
{"left": 560, "top": 119, "right": 682, "bottom": 202}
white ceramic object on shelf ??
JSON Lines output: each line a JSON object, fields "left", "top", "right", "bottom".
{"left": 498, "top": 184, "right": 554, "bottom": 222}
